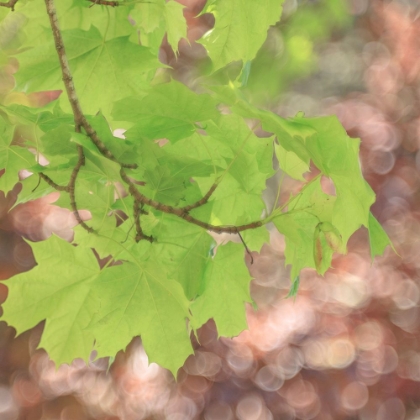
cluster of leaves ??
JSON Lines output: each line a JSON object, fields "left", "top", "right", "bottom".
{"left": 0, "top": 0, "right": 392, "bottom": 375}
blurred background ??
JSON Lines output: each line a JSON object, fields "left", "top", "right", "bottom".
{"left": 1, "top": 0, "right": 420, "bottom": 418}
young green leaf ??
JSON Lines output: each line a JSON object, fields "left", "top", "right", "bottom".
{"left": 0, "top": 235, "right": 100, "bottom": 365}
{"left": 15, "top": 27, "right": 162, "bottom": 118}
{"left": 88, "top": 246, "right": 193, "bottom": 377}
{"left": 191, "top": 242, "right": 253, "bottom": 337}
{"left": 199, "top": 0, "right": 285, "bottom": 71}
{"left": 0, "top": 116, "right": 35, "bottom": 193}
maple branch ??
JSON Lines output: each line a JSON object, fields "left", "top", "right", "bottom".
{"left": 0, "top": 0, "right": 18, "bottom": 10}
{"left": 44, "top": 0, "right": 136, "bottom": 170}
{"left": 133, "top": 200, "right": 153, "bottom": 242}
{"left": 180, "top": 182, "right": 218, "bottom": 212}
{"left": 39, "top": 173, "right": 68, "bottom": 192}
{"left": 68, "top": 145, "right": 93, "bottom": 232}
{"left": 119, "top": 169, "right": 263, "bottom": 234}
{"left": 87, "top": 0, "right": 119, "bottom": 6}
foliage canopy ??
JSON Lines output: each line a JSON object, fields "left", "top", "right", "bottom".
{"left": 0, "top": 0, "right": 393, "bottom": 375}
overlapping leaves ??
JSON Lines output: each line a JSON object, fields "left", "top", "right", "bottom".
{"left": 0, "top": 0, "right": 394, "bottom": 378}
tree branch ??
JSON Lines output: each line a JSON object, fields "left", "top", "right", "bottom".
{"left": 119, "top": 169, "right": 263, "bottom": 234}
{"left": 87, "top": 0, "right": 119, "bottom": 6}
{"left": 39, "top": 173, "right": 68, "bottom": 192}
{"left": 133, "top": 200, "right": 153, "bottom": 243}
{"left": 0, "top": 0, "right": 18, "bottom": 10}
{"left": 44, "top": 0, "right": 137, "bottom": 170}
{"left": 180, "top": 182, "right": 218, "bottom": 212}
{"left": 67, "top": 145, "right": 93, "bottom": 232}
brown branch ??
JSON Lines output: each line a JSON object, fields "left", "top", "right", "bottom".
{"left": 87, "top": 0, "right": 119, "bottom": 7}
{"left": 44, "top": 0, "right": 137, "bottom": 170}
{"left": 133, "top": 200, "right": 153, "bottom": 243}
{"left": 0, "top": 0, "right": 18, "bottom": 10}
{"left": 39, "top": 173, "right": 68, "bottom": 192}
{"left": 181, "top": 182, "right": 218, "bottom": 212}
{"left": 68, "top": 145, "right": 93, "bottom": 233}
{"left": 119, "top": 169, "right": 263, "bottom": 234}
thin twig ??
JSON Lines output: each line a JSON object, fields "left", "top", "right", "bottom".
{"left": 87, "top": 0, "right": 119, "bottom": 6}
{"left": 0, "top": 0, "right": 18, "bottom": 10}
{"left": 119, "top": 169, "right": 263, "bottom": 234}
{"left": 68, "top": 145, "right": 93, "bottom": 232}
{"left": 181, "top": 182, "right": 218, "bottom": 212}
{"left": 133, "top": 199, "right": 153, "bottom": 242}
{"left": 238, "top": 232, "right": 253, "bottom": 264}
{"left": 39, "top": 173, "right": 68, "bottom": 192}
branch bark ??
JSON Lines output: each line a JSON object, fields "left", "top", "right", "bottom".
{"left": 87, "top": 0, "right": 119, "bottom": 6}
{"left": 0, "top": 0, "right": 18, "bottom": 10}
{"left": 119, "top": 170, "right": 263, "bottom": 234}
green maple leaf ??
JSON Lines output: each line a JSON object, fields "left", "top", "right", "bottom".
{"left": 87, "top": 243, "right": 193, "bottom": 376}
{"left": 213, "top": 86, "right": 375, "bottom": 250}
{"left": 295, "top": 115, "right": 376, "bottom": 244}
{"left": 199, "top": 0, "right": 284, "bottom": 71}
{"left": 273, "top": 178, "right": 337, "bottom": 279}
{"left": 204, "top": 114, "right": 274, "bottom": 192}
{"left": 130, "top": 0, "right": 186, "bottom": 54}
{"left": 150, "top": 213, "right": 213, "bottom": 299}
{"left": 368, "top": 212, "right": 396, "bottom": 260}
{"left": 74, "top": 216, "right": 132, "bottom": 260}
{"left": 140, "top": 166, "right": 188, "bottom": 206}
{"left": 40, "top": 124, "right": 79, "bottom": 164}
{"left": 274, "top": 142, "right": 309, "bottom": 181}
{"left": 165, "top": 132, "right": 231, "bottom": 175}
{"left": 131, "top": 0, "right": 164, "bottom": 34}
{"left": 15, "top": 0, "right": 135, "bottom": 48}
{"left": 164, "top": 0, "right": 187, "bottom": 54}
{"left": 191, "top": 242, "right": 252, "bottom": 337}
{"left": 1, "top": 102, "right": 74, "bottom": 137}
{"left": 192, "top": 174, "right": 266, "bottom": 226}
{"left": 0, "top": 235, "right": 100, "bottom": 365}
{"left": 113, "top": 80, "right": 220, "bottom": 142}
{"left": 14, "top": 26, "right": 161, "bottom": 117}
{"left": 274, "top": 211, "right": 318, "bottom": 279}
{"left": 0, "top": 116, "right": 34, "bottom": 193}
